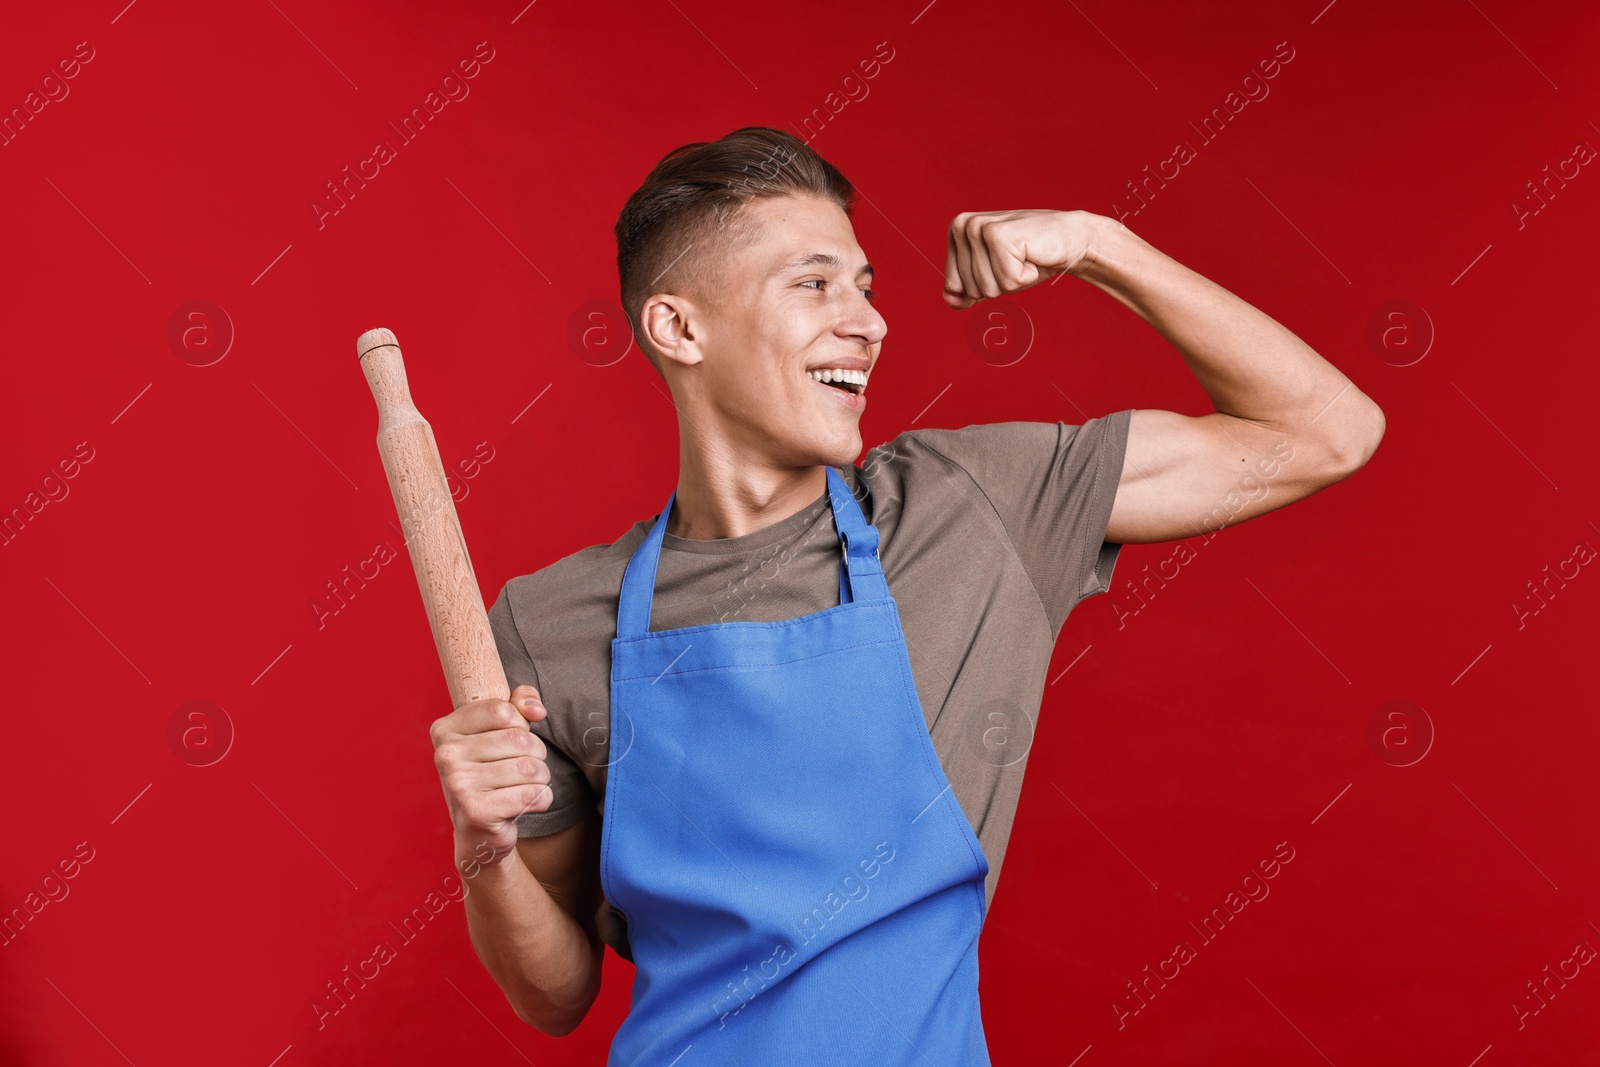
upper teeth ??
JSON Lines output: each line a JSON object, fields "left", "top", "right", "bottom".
{"left": 808, "top": 368, "right": 868, "bottom": 389}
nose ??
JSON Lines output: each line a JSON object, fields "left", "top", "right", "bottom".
{"left": 839, "top": 292, "right": 887, "bottom": 348}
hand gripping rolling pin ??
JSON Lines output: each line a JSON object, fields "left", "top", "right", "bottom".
{"left": 357, "top": 327, "right": 509, "bottom": 709}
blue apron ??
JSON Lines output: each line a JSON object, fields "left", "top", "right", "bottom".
{"left": 601, "top": 465, "right": 992, "bottom": 1065}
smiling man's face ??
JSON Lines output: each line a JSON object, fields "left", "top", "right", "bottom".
{"left": 655, "top": 193, "right": 888, "bottom": 470}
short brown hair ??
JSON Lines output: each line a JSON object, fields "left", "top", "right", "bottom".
{"left": 613, "top": 126, "right": 856, "bottom": 373}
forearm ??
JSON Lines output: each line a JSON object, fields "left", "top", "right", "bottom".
{"left": 459, "top": 836, "right": 601, "bottom": 1036}
{"left": 1075, "top": 217, "right": 1383, "bottom": 463}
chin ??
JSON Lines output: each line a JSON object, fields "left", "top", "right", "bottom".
{"left": 819, "top": 428, "right": 864, "bottom": 468}
{"left": 778, "top": 432, "right": 858, "bottom": 471}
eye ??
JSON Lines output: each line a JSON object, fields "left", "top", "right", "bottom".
{"left": 801, "top": 279, "right": 876, "bottom": 302}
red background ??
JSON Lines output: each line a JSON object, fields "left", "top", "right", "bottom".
{"left": 2, "top": 0, "right": 1596, "bottom": 1064}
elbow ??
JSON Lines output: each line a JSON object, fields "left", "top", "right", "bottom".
{"left": 520, "top": 1015, "right": 576, "bottom": 1039}
{"left": 510, "top": 954, "right": 603, "bottom": 1037}
{"left": 1351, "top": 402, "right": 1386, "bottom": 471}
{"left": 514, "top": 1002, "right": 589, "bottom": 1037}
{"left": 1321, "top": 401, "right": 1385, "bottom": 479}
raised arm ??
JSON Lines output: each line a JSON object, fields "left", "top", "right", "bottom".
{"left": 943, "top": 209, "right": 1386, "bottom": 545}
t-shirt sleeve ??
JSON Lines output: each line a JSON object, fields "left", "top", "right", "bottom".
{"left": 486, "top": 584, "right": 590, "bottom": 838}
{"left": 910, "top": 409, "right": 1132, "bottom": 635}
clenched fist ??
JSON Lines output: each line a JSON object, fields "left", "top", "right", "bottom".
{"left": 943, "top": 208, "right": 1110, "bottom": 309}
{"left": 431, "top": 684, "right": 553, "bottom": 870}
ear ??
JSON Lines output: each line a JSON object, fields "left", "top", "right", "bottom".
{"left": 640, "top": 293, "right": 706, "bottom": 369}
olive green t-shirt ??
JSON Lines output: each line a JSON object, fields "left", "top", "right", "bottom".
{"left": 488, "top": 409, "right": 1132, "bottom": 909}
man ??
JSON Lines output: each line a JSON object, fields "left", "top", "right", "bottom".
{"left": 429, "top": 126, "right": 1384, "bottom": 1060}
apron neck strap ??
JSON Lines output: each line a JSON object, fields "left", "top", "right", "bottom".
{"left": 827, "top": 463, "right": 884, "bottom": 606}
{"left": 617, "top": 466, "right": 887, "bottom": 638}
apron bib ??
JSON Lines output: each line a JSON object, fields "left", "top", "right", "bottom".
{"left": 601, "top": 466, "right": 992, "bottom": 1065}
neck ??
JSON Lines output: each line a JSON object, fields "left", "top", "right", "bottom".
{"left": 666, "top": 429, "right": 829, "bottom": 541}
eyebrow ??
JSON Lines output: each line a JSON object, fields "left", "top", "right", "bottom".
{"left": 772, "top": 252, "right": 874, "bottom": 281}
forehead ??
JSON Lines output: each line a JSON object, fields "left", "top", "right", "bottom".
{"left": 733, "top": 196, "right": 865, "bottom": 274}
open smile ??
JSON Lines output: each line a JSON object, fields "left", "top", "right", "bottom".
{"left": 806, "top": 368, "right": 868, "bottom": 409}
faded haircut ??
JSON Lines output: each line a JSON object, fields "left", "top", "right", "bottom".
{"left": 613, "top": 126, "right": 856, "bottom": 374}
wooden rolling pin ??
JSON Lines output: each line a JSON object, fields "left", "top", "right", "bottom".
{"left": 358, "top": 327, "right": 509, "bottom": 709}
